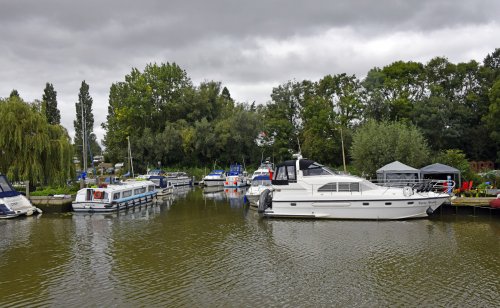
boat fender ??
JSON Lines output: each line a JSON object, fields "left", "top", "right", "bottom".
{"left": 426, "top": 206, "right": 434, "bottom": 216}
{"left": 403, "top": 186, "right": 413, "bottom": 197}
{"left": 258, "top": 189, "right": 272, "bottom": 213}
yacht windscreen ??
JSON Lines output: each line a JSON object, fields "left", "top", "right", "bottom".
{"left": 302, "top": 163, "right": 334, "bottom": 176}
{"left": 0, "top": 176, "right": 14, "bottom": 192}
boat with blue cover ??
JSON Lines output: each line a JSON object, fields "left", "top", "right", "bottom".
{"left": 224, "top": 164, "right": 248, "bottom": 187}
{"left": 203, "top": 169, "right": 226, "bottom": 187}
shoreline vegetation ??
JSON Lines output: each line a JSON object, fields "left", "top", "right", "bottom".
{"left": 1, "top": 49, "right": 499, "bottom": 195}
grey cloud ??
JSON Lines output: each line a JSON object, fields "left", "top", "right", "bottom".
{"left": 1, "top": 0, "right": 498, "bottom": 143}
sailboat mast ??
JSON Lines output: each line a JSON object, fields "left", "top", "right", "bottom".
{"left": 128, "top": 136, "right": 134, "bottom": 178}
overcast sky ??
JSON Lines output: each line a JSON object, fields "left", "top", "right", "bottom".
{"left": 1, "top": 0, "right": 498, "bottom": 144}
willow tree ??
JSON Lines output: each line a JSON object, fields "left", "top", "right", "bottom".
{"left": 0, "top": 96, "right": 74, "bottom": 186}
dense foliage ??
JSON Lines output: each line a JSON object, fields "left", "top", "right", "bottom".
{"left": 2, "top": 49, "right": 499, "bottom": 183}
{"left": 350, "top": 121, "right": 430, "bottom": 177}
{"left": 0, "top": 96, "right": 74, "bottom": 185}
{"left": 103, "top": 63, "right": 262, "bottom": 173}
{"left": 42, "top": 82, "right": 61, "bottom": 125}
{"left": 73, "top": 81, "right": 101, "bottom": 167}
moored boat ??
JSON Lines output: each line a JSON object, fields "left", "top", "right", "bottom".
{"left": 246, "top": 175, "right": 272, "bottom": 207}
{"left": 166, "top": 172, "right": 192, "bottom": 187}
{"left": 202, "top": 169, "right": 226, "bottom": 187}
{"left": 250, "top": 158, "right": 274, "bottom": 181}
{"left": 0, "top": 174, "right": 42, "bottom": 219}
{"left": 72, "top": 180, "right": 157, "bottom": 212}
{"left": 148, "top": 175, "right": 173, "bottom": 196}
{"left": 224, "top": 164, "right": 248, "bottom": 187}
{"left": 258, "top": 154, "right": 452, "bottom": 220}
{"left": 490, "top": 194, "right": 500, "bottom": 208}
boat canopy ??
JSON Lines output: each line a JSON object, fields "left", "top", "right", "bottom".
{"left": 0, "top": 175, "right": 21, "bottom": 198}
{"left": 228, "top": 164, "right": 243, "bottom": 176}
{"left": 209, "top": 170, "right": 225, "bottom": 175}
{"left": 253, "top": 175, "right": 270, "bottom": 181}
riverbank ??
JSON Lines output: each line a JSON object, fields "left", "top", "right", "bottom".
{"left": 30, "top": 195, "right": 73, "bottom": 213}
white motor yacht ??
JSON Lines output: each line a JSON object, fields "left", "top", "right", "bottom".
{"left": 258, "top": 154, "right": 452, "bottom": 220}
{"left": 250, "top": 159, "right": 274, "bottom": 181}
{"left": 246, "top": 175, "right": 272, "bottom": 207}
{"left": 0, "top": 175, "right": 42, "bottom": 218}
{"left": 202, "top": 169, "right": 226, "bottom": 187}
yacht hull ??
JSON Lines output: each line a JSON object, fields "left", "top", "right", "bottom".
{"left": 263, "top": 196, "right": 449, "bottom": 220}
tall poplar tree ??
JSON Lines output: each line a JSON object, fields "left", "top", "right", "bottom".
{"left": 74, "top": 81, "right": 95, "bottom": 169}
{"left": 42, "top": 82, "right": 61, "bottom": 124}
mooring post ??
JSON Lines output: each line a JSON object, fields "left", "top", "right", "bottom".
{"left": 25, "top": 180, "right": 29, "bottom": 198}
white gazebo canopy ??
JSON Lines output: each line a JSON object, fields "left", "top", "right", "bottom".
{"left": 376, "top": 161, "right": 420, "bottom": 182}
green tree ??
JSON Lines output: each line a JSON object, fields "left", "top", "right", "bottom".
{"left": 264, "top": 80, "right": 313, "bottom": 161}
{"left": 483, "top": 79, "right": 500, "bottom": 163}
{"left": 434, "top": 149, "right": 473, "bottom": 181}
{"left": 74, "top": 80, "right": 99, "bottom": 169}
{"left": 42, "top": 82, "right": 61, "bottom": 125}
{"left": 351, "top": 120, "right": 430, "bottom": 177}
{"left": 0, "top": 96, "right": 74, "bottom": 185}
{"left": 9, "top": 89, "right": 20, "bottom": 99}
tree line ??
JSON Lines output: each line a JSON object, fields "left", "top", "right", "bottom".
{"left": 1, "top": 48, "right": 498, "bottom": 185}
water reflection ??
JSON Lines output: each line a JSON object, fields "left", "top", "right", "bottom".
{"left": 223, "top": 187, "right": 248, "bottom": 208}
{"left": 202, "top": 186, "right": 225, "bottom": 202}
{"left": 0, "top": 188, "right": 498, "bottom": 307}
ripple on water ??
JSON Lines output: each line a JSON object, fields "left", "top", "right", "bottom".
{"left": 1, "top": 191, "right": 499, "bottom": 307}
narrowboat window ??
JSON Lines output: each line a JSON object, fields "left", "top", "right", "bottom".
{"left": 318, "top": 183, "right": 337, "bottom": 192}
{"left": 287, "top": 166, "right": 296, "bottom": 181}
{"left": 122, "top": 190, "right": 132, "bottom": 197}
{"left": 113, "top": 192, "right": 121, "bottom": 200}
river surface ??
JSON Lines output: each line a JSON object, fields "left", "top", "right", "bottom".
{"left": 1, "top": 187, "right": 499, "bottom": 307}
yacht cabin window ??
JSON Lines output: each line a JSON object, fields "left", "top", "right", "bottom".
{"left": 113, "top": 192, "right": 121, "bottom": 200}
{"left": 318, "top": 182, "right": 360, "bottom": 192}
{"left": 123, "top": 190, "right": 132, "bottom": 198}
{"left": 302, "top": 162, "right": 334, "bottom": 176}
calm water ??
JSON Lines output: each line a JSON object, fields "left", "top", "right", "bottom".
{"left": 1, "top": 187, "right": 499, "bottom": 307}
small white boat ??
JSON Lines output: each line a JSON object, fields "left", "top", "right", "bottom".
{"left": 166, "top": 172, "right": 192, "bottom": 187}
{"left": 72, "top": 180, "right": 157, "bottom": 212}
{"left": 258, "top": 154, "right": 452, "bottom": 220}
{"left": 0, "top": 175, "right": 42, "bottom": 219}
{"left": 224, "top": 164, "right": 248, "bottom": 187}
{"left": 250, "top": 158, "right": 274, "bottom": 181}
{"left": 246, "top": 175, "right": 272, "bottom": 207}
{"left": 148, "top": 175, "right": 173, "bottom": 196}
{"left": 202, "top": 170, "right": 226, "bottom": 187}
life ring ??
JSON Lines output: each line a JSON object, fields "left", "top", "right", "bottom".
{"left": 403, "top": 186, "right": 413, "bottom": 197}
{"left": 93, "top": 191, "right": 104, "bottom": 199}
